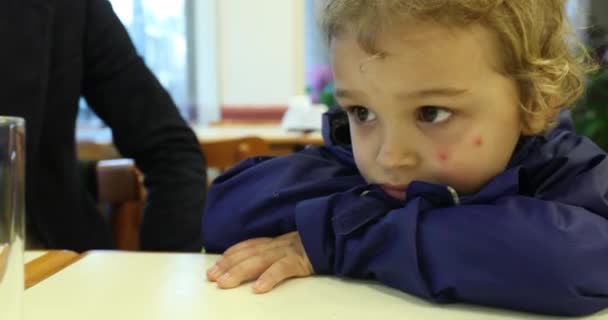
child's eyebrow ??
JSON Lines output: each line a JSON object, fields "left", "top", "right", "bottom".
{"left": 334, "top": 89, "right": 363, "bottom": 100}
{"left": 335, "top": 87, "right": 469, "bottom": 102}
{"left": 398, "top": 87, "right": 469, "bottom": 99}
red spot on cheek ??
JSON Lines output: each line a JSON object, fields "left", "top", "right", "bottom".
{"left": 438, "top": 151, "right": 450, "bottom": 162}
{"left": 474, "top": 137, "right": 483, "bottom": 147}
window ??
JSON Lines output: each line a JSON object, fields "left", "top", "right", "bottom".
{"left": 78, "top": 0, "right": 190, "bottom": 127}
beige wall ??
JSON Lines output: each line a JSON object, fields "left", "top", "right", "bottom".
{"left": 217, "top": 0, "right": 305, "bottom": 106}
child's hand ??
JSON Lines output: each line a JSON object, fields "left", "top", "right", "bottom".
{"left": 206, "top": 232, "right": 314, "bottom": 293}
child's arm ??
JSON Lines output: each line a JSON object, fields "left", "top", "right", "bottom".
{"left": 202, "top": 146, "right": 395, "bottom": 293}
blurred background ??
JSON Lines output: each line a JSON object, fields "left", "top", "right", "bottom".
{"left": 77, "top": 0, "right": 608, "bottom": 150}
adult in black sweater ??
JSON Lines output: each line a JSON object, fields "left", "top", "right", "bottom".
{"left": 0, "top": 0, "right": 207, "bottom": 251}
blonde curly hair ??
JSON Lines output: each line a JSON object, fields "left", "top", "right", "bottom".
{"left": 320, "top": 0, "right": 595, "bottom": 134}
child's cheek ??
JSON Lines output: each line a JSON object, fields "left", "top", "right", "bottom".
{"left": 436, "top": 150, "right": 450, "bottom": 163}
{"left": 435, "top": 135, "right": 483, "bottom": 163}
{"left": 433, "top": 135, "right": 486, "bottom": 190}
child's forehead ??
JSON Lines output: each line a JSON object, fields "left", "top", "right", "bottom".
{"left": 329, "top": 22, "right": 521, "bottom": 113}
{"left": 331, "top": 22, "right": 504, "bottom": 78}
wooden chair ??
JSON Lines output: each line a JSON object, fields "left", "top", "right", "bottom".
{"left": 78, "top": 141, "right": 120, "bottom": 160}
{"left": 95, "top": 159, "right": 144, "bottom": 250}
{"left": 200, "top": 137, "right": 272, "bottom": 185}
{"left": 200, "top": 137, "right": 272, "bottom": 171}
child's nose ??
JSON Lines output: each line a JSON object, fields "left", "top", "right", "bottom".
{"left": 376, "top": 140, "right": 420, "bottom": 169}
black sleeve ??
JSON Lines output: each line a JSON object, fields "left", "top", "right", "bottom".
{"left": 81, "top": 0, "right": 207, "bottom": 251}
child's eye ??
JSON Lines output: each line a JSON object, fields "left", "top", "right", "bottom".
{"left": 417, "top": 106, "right": 452, "bottom": 124}
{"left": 347, "top": 106, "right": 377, "bottom": 123}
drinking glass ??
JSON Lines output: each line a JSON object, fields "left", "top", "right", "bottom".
{"left": 0, "top": 116, "right": 26, "bottom": 320}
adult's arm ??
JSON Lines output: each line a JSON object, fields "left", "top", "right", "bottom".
{"left": 82, "top": 0, "right": 206, "bottom": 251}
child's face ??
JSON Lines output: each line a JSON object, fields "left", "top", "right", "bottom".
{"left": 331, "top": 22, "right": 523, "bottom": 199}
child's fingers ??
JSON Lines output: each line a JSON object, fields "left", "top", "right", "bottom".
{"left": 207, "top": 241, "right": 281, "bottom": 281}
{"left": 252, "top": 255, "right": 312, "bottom": 294}
{"left": 207, "top": 232, "right": 313, "bottom": 290}
{"left": 223, "top": 238, "right": 273, "bottom": 256}
{"left": 207, "top": 247, "right": 259, "bottom": 281}
{"left": 216, "top": 249, "right": 286, "bottom": 289}
{"left": 207, "top": 264, "right": 223, "bottom": 281}
{"left": 209, "top": 234, "right": 301, "bottom": 281}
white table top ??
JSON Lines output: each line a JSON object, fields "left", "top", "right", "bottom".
{"left": 23, "top": 251, "right": 608, "bottom": 320}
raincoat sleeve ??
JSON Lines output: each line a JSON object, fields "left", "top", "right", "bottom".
{"left": 201, "top": 146, "right": 366, "bottom": 252}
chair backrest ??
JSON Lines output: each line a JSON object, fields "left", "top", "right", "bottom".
{"left": 78, "top": 141, "right": 120, "bottom": 160}
{"left": 200, "top": 137, "right": 271, "bottom": 171}
{"left": 96, "top": 159, "right": 144, "bottom": 251}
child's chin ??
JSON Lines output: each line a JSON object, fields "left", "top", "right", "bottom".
{"left": 381, "top": 187, "right": 407, "bottom": 201}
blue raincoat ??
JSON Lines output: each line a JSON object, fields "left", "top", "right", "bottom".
{"left": 202, "top": 109, "right": 608, "bottom": 316}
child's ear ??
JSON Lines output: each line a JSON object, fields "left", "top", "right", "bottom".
{"left": 521, "top": 113, "right": 546, "bottom": 135}
{"left": 520, "top": 96, "right": 562, "bottom": 135}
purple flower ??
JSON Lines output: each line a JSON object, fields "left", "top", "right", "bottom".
{"left": 307, "top": 64, "right": 333, "bottom": 103}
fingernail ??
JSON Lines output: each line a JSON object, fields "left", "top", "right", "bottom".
{"left": 207, "top": 265, "right": 220, "bottom": 278}
{"left": 253, "top": 279, "right": 266, "bottom": 292}
{"left": 218, "top": 272, "right": 232, "bottom": 284}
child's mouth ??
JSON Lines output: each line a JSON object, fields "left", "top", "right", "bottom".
{"left": 380, "top": 184, "right": 408, "bottom": 201}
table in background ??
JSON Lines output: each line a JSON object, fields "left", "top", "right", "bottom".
{"left": 76, "top": 125, "right": 324, "bottom": 160}
{"left": 23, "top": 251, "right": 608, "bottom": 320}
{"left": 193, "top": 124, "right": 323, "bottom": 155}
